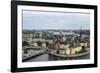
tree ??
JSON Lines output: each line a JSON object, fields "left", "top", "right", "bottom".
{"left": 78, "top": 46, "right": 86, "bottom": 53}
{"left": 22, "top": 41, "right": 29, "bottom": 46}
{"left": 82, "top": 46, "right": 86, "bottom": 50}
{"left": 37, "top": 41, "right": 42, "bottom": 47}
{"left": 46, "top": 42, "right": 49, "bottom": 47}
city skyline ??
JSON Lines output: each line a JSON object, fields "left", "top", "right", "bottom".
{"left": 22, "top": 10, "right": 90, "bottom": 30}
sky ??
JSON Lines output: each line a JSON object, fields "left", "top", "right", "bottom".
{"left": 22, "top": 10, "right": 90, "bottom": 30}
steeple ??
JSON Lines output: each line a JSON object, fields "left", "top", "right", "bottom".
{"left": 80, "top": 25, "right": 82, "bottom": 42}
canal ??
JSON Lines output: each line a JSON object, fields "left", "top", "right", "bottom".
{"left": 23, "top": 52, "right": 90, "bottom": 62}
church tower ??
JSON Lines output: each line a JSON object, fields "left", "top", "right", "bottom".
{"left": 80, "top": 25, "right": 83, "bottom": 42}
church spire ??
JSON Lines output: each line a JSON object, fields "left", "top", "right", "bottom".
{"left": 80, "top": 25, "right": 82, "bottom": 42}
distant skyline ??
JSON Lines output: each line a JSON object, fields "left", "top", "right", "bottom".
{"left": 22, "top": 10, "right": 90, "bottom": 30}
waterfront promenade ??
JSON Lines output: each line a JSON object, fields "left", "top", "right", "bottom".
{"left": 22, "top": 49, "right": 46, "bottom": 61}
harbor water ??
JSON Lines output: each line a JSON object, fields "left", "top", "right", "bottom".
{"left": 23, "top": 52, "right": 90, "bottom": 62}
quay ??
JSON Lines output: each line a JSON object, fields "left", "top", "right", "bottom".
{"left": 22, "top": 49, "right": 47, "bottom": 61}
{"left": 47, "top": 48, "right": 90, "bottom": 58}
{"left": 47, "top": 50, "right": 90, "bottom": 58}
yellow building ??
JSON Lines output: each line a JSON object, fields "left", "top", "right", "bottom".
{"left": 69, "top": 46, "right": 82, "bottom": 55}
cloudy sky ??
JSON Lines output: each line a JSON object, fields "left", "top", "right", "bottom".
{"left": 22, "top": 10, "right": 90, "bottom": 30}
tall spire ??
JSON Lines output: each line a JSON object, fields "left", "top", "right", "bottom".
{"left": 80, "top": 25, "right": 82, "bottom": 42}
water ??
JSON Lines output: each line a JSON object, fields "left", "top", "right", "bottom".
{"left": 24, "top": 52, "right": 90, "bottom": 62}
